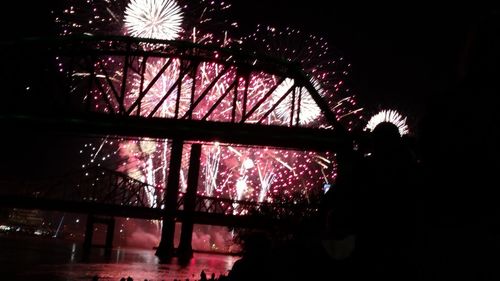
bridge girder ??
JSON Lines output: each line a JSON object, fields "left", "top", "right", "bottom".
{"left": 1, "top": 112, "right": 346, "bottom": 151}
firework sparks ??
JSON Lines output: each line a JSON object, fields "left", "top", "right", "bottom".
{"left": 203, "top": 143, "right": 221, "bottom": 197}
{"left": 56, "top": 0, "right": 364, "bottom": 254}
{"left": 240, "top": 25, "right": 363, "bottom": 128}
{"left": 60, "top": 1, "right": 360, "bottom": 209}
{"left": 128, "top": 58, "right": 193, "bottom": 118}
{"left": 273, "top": 78, "right": 323, "bottom": 125}
{"left": 124, "top": 0, "right": 183, "bottom": 40}
{"left": 365, "top": 109, "right": 409, "bottom": 136}
{"left": 55, "top": 0, "right": 235, "bottom": 45}
{"left": 257, "top": 161, "right": 275, "bottom": 203}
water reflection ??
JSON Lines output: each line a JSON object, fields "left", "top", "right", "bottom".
{"left": 0, "top": 236, "right": 239, "bottom": 281}
{"left": 70, "top": 243, "right": 76, "bottom": 262}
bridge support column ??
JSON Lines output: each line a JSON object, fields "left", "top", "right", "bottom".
{"left": 178, "top": 143, "right": 202, "bottom": 261}
{"left": 83, "top": 215, "right": 115, "bottom": 259}
{"left": 104, "top": 218, "right": 115, "bottom": 257}
{"left": 83, "top": 214, "right": 95, "bottom": 259}
{"left": 156, "top": 139, "right": 184, "bottom": 262}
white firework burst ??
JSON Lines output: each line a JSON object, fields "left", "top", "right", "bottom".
{"left": 365, "top": 109, "right": 409, "bottom": 136}
{"left": 124, "top": 0, "right": 183, "bottom": 40}
{"left": 273, "top": 78, "right": 324, "bottom": 125}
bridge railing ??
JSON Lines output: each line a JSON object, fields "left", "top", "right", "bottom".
{"left": 1, "top": 167, "right": 319, "bottom": 220}
{"left": 176, "top": 193, "right": 319, "bottom": 219}
{"left": 0, "top": 166, "right": 161, "bottom": 209}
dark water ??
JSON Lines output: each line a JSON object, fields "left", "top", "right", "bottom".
{"left": 0, "top": 235, "right": 239, "bottom": 281}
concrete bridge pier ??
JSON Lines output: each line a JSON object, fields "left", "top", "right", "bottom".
{"left": 156, "top": 139, "right": 184, "bottom": 262}
{"left": 83, "top": 214, "right": 115, "bottom": 258}
{"left": 177, "top": 143, "right": 202, "bottom": 261}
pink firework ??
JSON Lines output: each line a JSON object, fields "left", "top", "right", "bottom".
{"left": 127, "top": 57, "right": 193, "bottom": 118}
{"left": 60, "top": 1, "right": 361, "bottom": 208}
{"left": 240, "top": 25, "right": 363, "bottom": 129}
{"left": 199, "top": 143, "right": 337, "bottom": 203}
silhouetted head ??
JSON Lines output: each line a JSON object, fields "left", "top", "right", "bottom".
{"left": 371, "top": 122, "right": 401, "bottom": 154}
{"left": 242, "top": 231, "right": 271, "bottom": 257}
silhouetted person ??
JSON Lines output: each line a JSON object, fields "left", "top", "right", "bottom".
{"left": 327, "top": 122, "right": 419, "bottom": 280}
{"left": 217, "top": 274, "right": 229, "bottom": 281}
{"left": 317, "top": 136, "right": 362, "bottom": 280}
{"left": 227, "top": 232, "right": 272, "bottom": 281}
{"left": 200, "top": 270, "right": 207, "bottom": 281}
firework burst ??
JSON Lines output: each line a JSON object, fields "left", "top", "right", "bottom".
{"left": 239, "top": 25, "right": 363, "bottom": 128}
{"left": 54, "top": 0, "right": 364, "bottom": 254}
{"left": 272, "top": 78, "right": 324, "bottom": 125}
{"left": 55, "top": 0, "right": 236, "bottom": 45}
{"left": 124, "top": 0, "right": 183, "bottom": 40}
{"left": 57, "top": 1, "right": 362, "bottom": 207}
{"left": 365, "top": 109, "right": 409, "bottom": 136}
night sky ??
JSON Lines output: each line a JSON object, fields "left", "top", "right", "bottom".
{"left": 231, "top": 2, "right": 484, "bottom": 117}
{"left": 1, "top": 2, "right": 498, "bottom": 180}
{"left": 4, "top": 2, "right": 488, "bottom": 118}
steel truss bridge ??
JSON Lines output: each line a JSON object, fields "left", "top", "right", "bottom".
{"left": 0, "top": 35, "right": 349, "bottom": 259}
{"left": 1, "top": 35, "right": 347, "bottom": 149}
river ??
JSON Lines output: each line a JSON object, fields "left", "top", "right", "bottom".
{"left": 0, "top": 235, "right": 239, "bottom": 281}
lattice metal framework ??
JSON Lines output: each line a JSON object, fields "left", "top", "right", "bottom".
{"left": 2, "top": 35, "right": 340, "bottom": 128}
{"left": 0, "top": 167, "right": 317, "bottom": 219}
{"left": 10, "top": 167, "right": 159, "bottom": 208}
{"left": 177, "top": 194, "right": 318, "bottom": 218}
